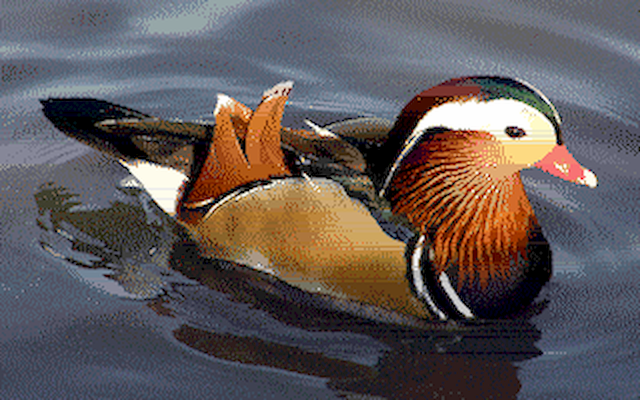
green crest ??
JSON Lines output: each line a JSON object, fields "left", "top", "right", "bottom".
{"left": 469, "top": 77, "right": 562, "bottom": 143}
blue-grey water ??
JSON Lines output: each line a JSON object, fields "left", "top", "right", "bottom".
{"left": 1, "top": 1, "right": 639, "bottom": 398}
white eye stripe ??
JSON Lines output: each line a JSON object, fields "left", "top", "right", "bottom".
{"left": 414, "top": 98, "right": 556, "bottom": 141}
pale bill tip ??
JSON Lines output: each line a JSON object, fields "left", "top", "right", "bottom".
{"left": 578, "top": 169, "right": 598, "bottom": 188}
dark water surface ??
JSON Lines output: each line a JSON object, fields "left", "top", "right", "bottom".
{"left": 1, "top": 1, "right": 639, "bottom": 398}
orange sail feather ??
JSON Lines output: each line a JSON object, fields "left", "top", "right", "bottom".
{"left": 180, "top": 82, "right": 293, "bottom": 209}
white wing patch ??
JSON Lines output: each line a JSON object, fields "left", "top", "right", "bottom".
{"left": 120, "top": 160, "right": 188, "bottom": 215}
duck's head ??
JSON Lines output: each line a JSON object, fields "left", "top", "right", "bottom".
{"left": 379, "top": 76, "right": 596, "bottom": 194}
{"left": 378, "top": 76, "right": 597, "bottom": 319}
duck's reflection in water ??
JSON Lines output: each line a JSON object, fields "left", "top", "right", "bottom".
{"left": 172, "top": 320, "right": 532, "bottom": 398}
{"left": 170, "top": 240, "right": 542, "bottom": 399}
{"left": 35, "top": 182, "right": 542, "bottom": 399}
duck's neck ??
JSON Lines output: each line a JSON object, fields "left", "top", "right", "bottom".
{"left": 387, "top": 131, "right": 539, "bottom": 285}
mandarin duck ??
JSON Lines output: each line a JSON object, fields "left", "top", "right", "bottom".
{"left": 40, "top": 76, "right": 597, "bottom": 320}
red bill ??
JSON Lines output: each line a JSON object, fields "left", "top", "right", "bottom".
{"left": 534, "top": 145, "right": 597, "bottom": 188}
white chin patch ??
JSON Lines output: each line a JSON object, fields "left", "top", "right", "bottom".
{"left": 120, "top": 160, "right": 188, "bottom": 215}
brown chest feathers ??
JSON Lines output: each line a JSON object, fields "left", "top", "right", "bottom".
{"left": 388, "top": 130, "right": 538, "bottom": 286}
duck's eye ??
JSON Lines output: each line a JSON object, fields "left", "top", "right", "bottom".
{"left": 505, "top": 126, "right": 527, "bottom": 138}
